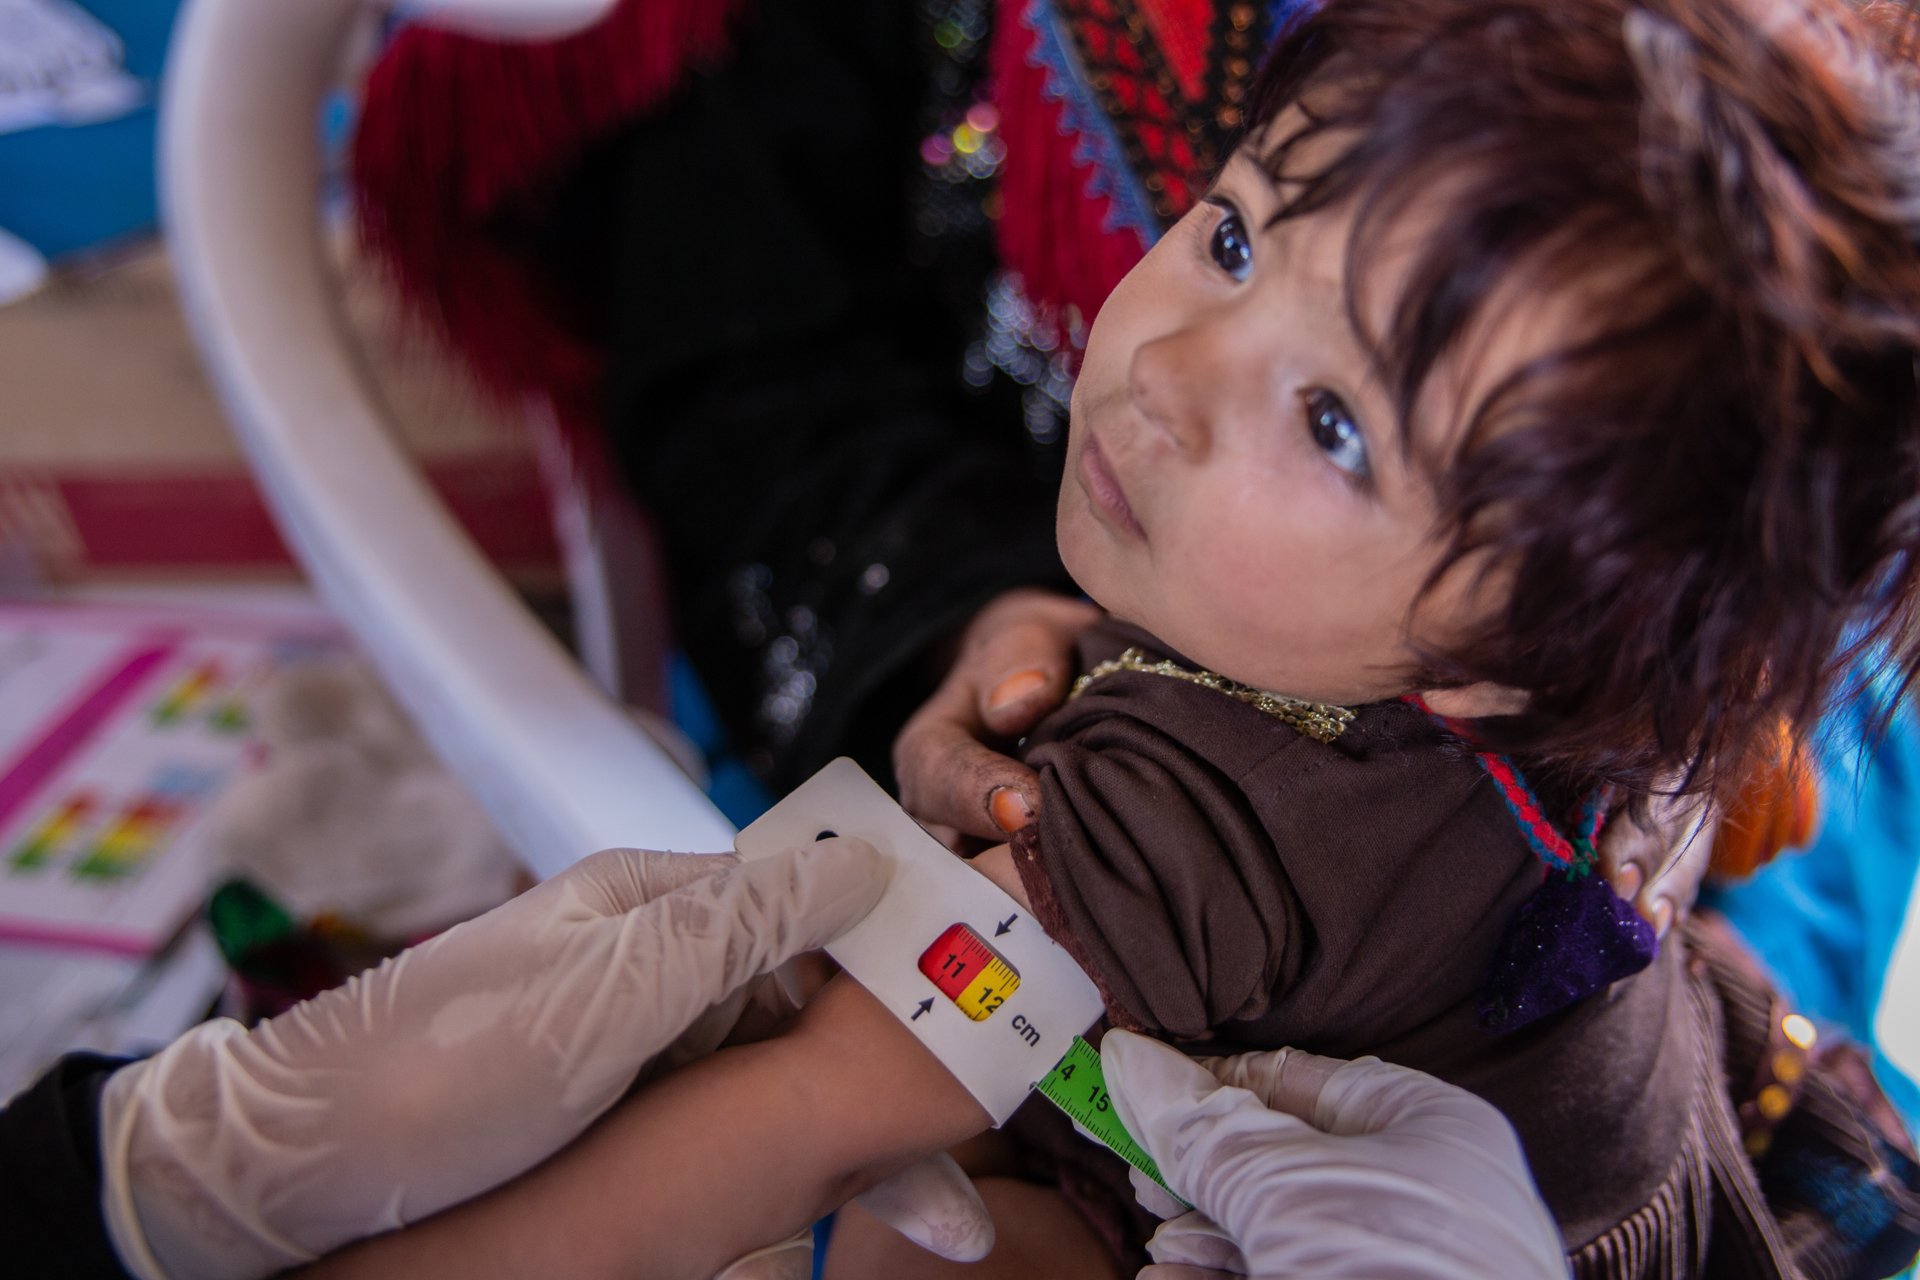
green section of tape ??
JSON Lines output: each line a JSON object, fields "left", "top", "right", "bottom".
{"left": 1034, "top": 1036, "right": 1187, "bottom": 1206}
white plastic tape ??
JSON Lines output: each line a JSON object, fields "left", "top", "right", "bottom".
{"left": 736, "top": 758, "right": 1104, "bottom": 1126}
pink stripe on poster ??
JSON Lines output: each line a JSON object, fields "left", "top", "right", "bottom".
{"left": 0, "top": 643, "right": 175, "bottom": 830}
{"left": 0, "top": 918, "right": 155, "bottom": 957}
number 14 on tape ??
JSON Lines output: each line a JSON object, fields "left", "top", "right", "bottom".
{"left": 1035, "top": 1036, "right": 1188, "bottom": 1206}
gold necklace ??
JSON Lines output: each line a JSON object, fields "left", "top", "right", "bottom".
{"left": 1069, "top": 647, "right": 1355, "bottom": 743}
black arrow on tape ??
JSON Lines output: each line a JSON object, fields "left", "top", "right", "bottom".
{"left": 995, "top": 915, "right": 1017, "bottom": 937}
{"left": 911, "top": 998, "right": 934, "bottom": 1021}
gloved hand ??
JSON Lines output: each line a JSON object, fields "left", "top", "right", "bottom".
{"left": 713, "top": 1154, "right": 997, "bottom": 1280}
{"left": 1101, "top": 1032, "right": 1570, "bottom": 1279}
{"left": 98, "top": 839, "right": 897, "bottom": 1280}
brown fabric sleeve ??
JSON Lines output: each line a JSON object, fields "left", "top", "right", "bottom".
{"left": 1011, "top": 715, "right": 1307, "bottom": 1039}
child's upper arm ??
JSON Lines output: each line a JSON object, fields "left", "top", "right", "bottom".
{"left": 1011, "top": 677, "right": 1539, "bottom": 1049}
{"left": 1008, "top": 729, "right": 1309, "bottom": 1039}
{"left": 966, "top": 842, "right": 1032, "bottom": 910}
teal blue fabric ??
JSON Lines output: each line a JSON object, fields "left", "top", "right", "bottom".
{"left": 0, "top": 2, "right": 185, "bottom": 259}
{"left": 1707, "top": 662, "right": 1920, "bottom": 1135}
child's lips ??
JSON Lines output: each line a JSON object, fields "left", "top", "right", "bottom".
{"left": 1080, "top": 434, "right": 1146, "bottom": 540}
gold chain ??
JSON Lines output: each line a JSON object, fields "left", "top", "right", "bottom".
{"left": 1069, "top": 647, "right": 1355, "bottom": 743}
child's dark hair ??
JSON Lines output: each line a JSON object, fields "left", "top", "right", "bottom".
{"left": 1248, "top": 0, "right": 1920, "bottom": 801}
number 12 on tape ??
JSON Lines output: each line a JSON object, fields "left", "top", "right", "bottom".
{"left": 919, "top": 923, "right": 1019, "bottom": 1020}
{"left": 732, "top": 758, "right": 1104, "bottom": 1125}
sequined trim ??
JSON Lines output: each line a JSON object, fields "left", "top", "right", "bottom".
{"left": 1070, "top": 646, "right": 1354, "bottom": 743}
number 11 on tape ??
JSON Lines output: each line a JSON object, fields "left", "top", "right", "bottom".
{"left": 1035, "top": 1037, "right": 1188, "bottom": 1207}
{"left": 918, "top": 923, "right": 1019, "bottom": 1020}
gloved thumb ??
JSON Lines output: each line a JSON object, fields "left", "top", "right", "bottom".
{"left": 1103, "top": 1032, "right": 1324, "bottom": 1219}
{"left": 604, "top": 838, "right": 888, "bottom": 1056}
{"left": 1103, "top": 1031, "right": 1317, "bottom": 1156}
{"left": 560, "top": 846, "right": 743, "bottom": 917}
{"left": 853, "top": 1152, "right": 994, "bottom": 1262}
{"left": 1103, "top": 1029, "right": 1226, "bottom": 1141}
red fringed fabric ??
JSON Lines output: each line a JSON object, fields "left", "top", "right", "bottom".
{"left": 359, "top": 0, "right": 1167, "bottom": 416}
{"left": 352, "top": 0, "right": 753, "bottom": 429}
{"left": 988, "top": 0, "right": 1151, "bottom": 347}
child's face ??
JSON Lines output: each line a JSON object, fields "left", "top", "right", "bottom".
{"left": 1059, "top": 136, "right": 1523, "bottom": 706}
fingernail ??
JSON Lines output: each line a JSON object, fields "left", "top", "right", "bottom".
{"left": 988, "top": 786, "right": 1035, "bottom": 834}
{"left": 1650, "top": 897, "right": 1675, "bottom": 940}
{"left": 1613, "top": 862, "right": 1643, "bottom": 902}
{"left": 987, "top": 668, "right": 1050, "bottom": 713}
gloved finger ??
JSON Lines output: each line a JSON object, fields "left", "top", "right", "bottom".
{"left": 423, "top": 848, "right": 737, "bottom": 948}
{"left": 894, "top": 677, "right": 1044, "bottom": 840}
{"left": 852, "top": 1152, "right": 995, "bottom": 1262}
{"left": 1137, "top": 1267, "right": 1238, "bottom": 1279}
{"left": 1104, "top": 1031, "right": 1314, "bottom": 1153}
{"left": 682, "top": 961, "right": 825, "bottom": 1067}
{"left": 1307, "top": 1056, "right": 1539, "bottom": 1189}
{"left": 632, "top": 984, "right": 757, "bottom": 1084}
{"left": 712, "top": 1229, "right": 814, "bottom": 1280}
{"left": 1102, "top": 1032, "right": 1318, "bottom": 1200}
{"left": 610, "top": 838, "right": 888, "bottom": 1052}
{"left": 1144, "top": 1210, "right": 1247, "bottom": 1273}
{"left": 1200, "top": 1047, "right": 1507, "bottom": 1149}
{"left": 1193, "top": 1046, "right": 1344, "bottom": 1122}
{"left": 1127, "top": 1165, "right": 1188, "bottom": 1220}
{"left": 560, "top": 846, "right": 742, "bottom": 917}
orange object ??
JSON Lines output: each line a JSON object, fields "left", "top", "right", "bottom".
{"left": 1712, "top": 722, "right": 1821, "bottom": 879}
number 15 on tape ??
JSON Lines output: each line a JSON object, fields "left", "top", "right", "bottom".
{"left": 1035, "top": 1036, "right": 1188, "bottom": 1207}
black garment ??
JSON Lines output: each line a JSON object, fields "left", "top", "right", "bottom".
{"left": 567, "top": 0, "right": 1072, "bottom": 793}
{"left": 0, "top": 1053, "right": 136, "bottom": 1279}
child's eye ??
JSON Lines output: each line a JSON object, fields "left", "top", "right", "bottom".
{"left": 1205, "top": 199, "right": 1254, "bottom": 282}
{"left": 1304, "top": 388, "right": 1371, "bottom": 480}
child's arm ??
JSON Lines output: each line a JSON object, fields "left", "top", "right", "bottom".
{"left": 303, "top": 849, "right": 1030, "bottom": 1280}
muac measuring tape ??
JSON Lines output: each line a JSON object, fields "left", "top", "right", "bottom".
{"left": 736, "top": 759, "right": 1185, "bottom": 1202}
{"left": 1035, "top": 1035, "right": 1185, "bottom": 1203}
{"left": 914, "top": 923, "right": 1182, "bottom": 1200}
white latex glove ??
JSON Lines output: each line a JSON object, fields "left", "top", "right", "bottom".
{"left": 1101, "top": 1032, "right": 1570, "bottom": 1280}
{"left": 98, "top": 839, "right": 887, "bottom": 1280}
{"left": 708, "top": 1149, "right": 996, "bottom": 1279}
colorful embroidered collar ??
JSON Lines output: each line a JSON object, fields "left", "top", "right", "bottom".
{"left": 1403, "top": 694, "right": 1609, "bottom": 876}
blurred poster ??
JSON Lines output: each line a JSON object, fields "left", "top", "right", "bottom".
{"left": 0, "top": 599, "right": 342, "bottom": 954}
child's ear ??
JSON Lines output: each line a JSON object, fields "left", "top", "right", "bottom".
{"left": 1415, "top": 682, "right": 1527, "bottom": 719}
{"left": 965, "top": 844, "right": 1036, "bottom": 912}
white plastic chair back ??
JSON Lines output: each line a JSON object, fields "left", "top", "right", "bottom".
{"left": 161, "top": 0, "right": 737, "bottom": 878}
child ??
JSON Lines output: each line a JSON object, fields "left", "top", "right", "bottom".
{"left": 308, "top": 0, "right": 1920, "bottom": 1275}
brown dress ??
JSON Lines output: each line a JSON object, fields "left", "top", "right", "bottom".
{"left": 1003, "top": 620, "right": 1759, "bottom": 1278}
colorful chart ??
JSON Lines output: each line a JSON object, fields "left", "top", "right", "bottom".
{"left": 0, "top": 600, "right": 345, "bottom": 955}
{"left": 149, "top": 659, "right": 221, "bottom": 727}
{"left": 8, "top": 790, "right": 95, "bottom": 872}
{"left": 69, "top": 765, "right": 215, "bottom": 881}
